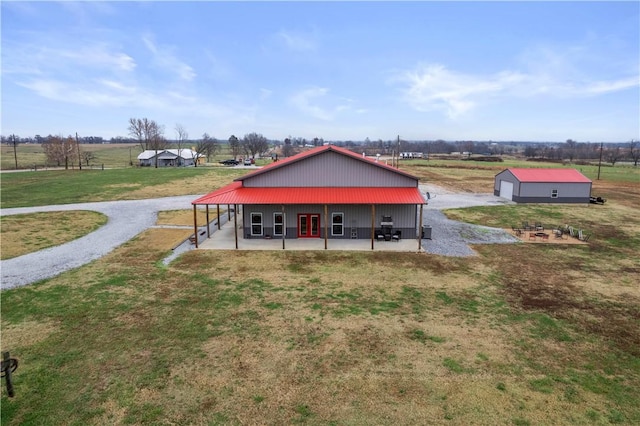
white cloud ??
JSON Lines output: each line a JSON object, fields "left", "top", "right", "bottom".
{"left": 2, "top": 41, "right": 136, "bottom": 75}
{"left": 289, "top": 87, "right": 355, "bottom": 121}
{"left": 394, "top": 62, "right": 639, "bottom": 119}
{"left": 259, "top": 88, "right": 273, "bottom": 101}
{"left": 142, "top": 34, "right": 196, "bottom": 81}
{"left": 277, "top": 30, "right": 317, "bottom": 52}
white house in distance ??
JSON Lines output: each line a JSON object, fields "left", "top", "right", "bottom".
{"left": 494, "top": 168, "right": 592, "bottom": 203}
{"left": 137, "top": 149, "right": 204, "bottom": 167}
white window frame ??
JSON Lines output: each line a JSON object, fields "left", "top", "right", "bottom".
{"left": 250, "top": 212, "right": 263, "bottom": 236}
{"left": 273, "top": 212, "right": 286, "bottom": 236}
{"left": 551, "top": 189, "right": 558, "bottom": 198}
{"left": 331, "top": 212, "right": 344, "bottom": 236}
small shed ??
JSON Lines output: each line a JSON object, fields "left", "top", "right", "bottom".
{"left": 494, "top": 168, "right": 592, "bottom": 203}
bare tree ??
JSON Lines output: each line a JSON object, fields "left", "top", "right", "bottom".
{"left": 175, "top": 123, "right": 188, "bottom": 166}
{"left": 564, "top": 139, "right": 577, "bottom": 162}
{"left": 194, "top": 133, "right": 218, "bottom": 166}
{"left": 242, "top": 132, "right": 269, "bottom": 159}
{"left": 283, "top": 137, "right": 294, "bottom": 157}
{"left": 228, "top": 135, "right": 241, "bottom": 159}
{"left": 81, "top": 151, "right": 97, "bottom": 166}
{"left": 128, "top": 117, "right": 165, "bottom": 157}
{"left": 605, "top": 146, "right": 621, "bottom": 166}
{"left": 629, "top": 140, "right": 639, "bottom": 167}
{"left": 42, "top": 135, "right": 78, "bottom": 169}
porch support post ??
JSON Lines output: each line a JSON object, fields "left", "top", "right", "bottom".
{"left": 282, "top": 205, "right": 286, "bottom": 250}
{"left": 217, "top": 204, "right": 221, "bottom": 230}
{"left": 192, "top": 204, "right": 199, "bottom": 248}
{"left": 418, "top": 203, "right": 424, "bottom": 251}
{"left": 324, "top": 204, "right": 328, "bottom": 250}
{"left": 206, "top": 204, "right": 210, "bottom": 238}
{"left": 234, "top": 204, "right": 239, "bottom": 249}
{"left": 228, "top": 204, "right": 231, "bottom": 221}
{"left": 371, "top": 204, "right": 375, "bottom": 250}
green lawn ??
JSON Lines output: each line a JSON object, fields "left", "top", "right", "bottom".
{"left": 0, "top": 167, "right": 248, "bottom": 208}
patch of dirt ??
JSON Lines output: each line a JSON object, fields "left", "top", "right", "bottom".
{"left": 0, "top": 319, "right": 59, "bottom": 350}
{"left": 481, "top": 245, "right": 640, "bottom": 357}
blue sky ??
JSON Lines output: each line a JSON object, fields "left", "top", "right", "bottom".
{"left": 2, "top": 1, "right": 638, "bottom": 142}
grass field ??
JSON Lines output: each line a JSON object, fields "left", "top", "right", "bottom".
{"left": 0, "top": 167, "right": 249, "bottom": 209}
{"left": 1, "top": 153, "right": 638, "bottom": 425}
{"left": 0, "top": 142, "right": 259, "bottom": 171}
{"left": 0, "top": 211, "right": 107, "bottom": 260}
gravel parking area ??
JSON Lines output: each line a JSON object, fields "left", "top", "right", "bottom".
{"left": 1, "top": 185, "right": 518, "bottom": 289}
{"left": 419, "top": 184, "right": 519, "bottom": 257}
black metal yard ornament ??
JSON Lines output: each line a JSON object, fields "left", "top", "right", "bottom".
{"left": 1, "top": 351, "right": 19, "bottom": 397}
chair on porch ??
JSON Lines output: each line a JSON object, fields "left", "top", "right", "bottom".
{"left": 375, "top": 229, "right": 386, "bottom": 241}
{"left": 391, "top": 230, "right": 402, "bottom": 242}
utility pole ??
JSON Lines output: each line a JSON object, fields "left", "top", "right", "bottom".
{"left": 76, "top": 132, "right": 82, "bottom": 170}
{"left": 11, "top": 134, "right": 18, "bottom": 169}
{"left": 397, "top": 135, "right": 400, "bottom": 169}
{"left": 597, "top": 142, "right": 603, "bottom": 180}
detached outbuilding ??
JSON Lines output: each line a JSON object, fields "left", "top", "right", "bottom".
{"left": 137, "top": 149, "right": 204, "bottom": 167}
{"left": 494, "top": 168, "right": 592, "bottom": 203}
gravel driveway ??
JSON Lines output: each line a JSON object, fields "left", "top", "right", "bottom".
{"left": 419, "top": 184, "right": 519, "bottom": 257}
{"left": 1, "top": 195, "right": 197, "bottom": 290}
{"left": 1, "top": 185, "right": 518, "bottom": 290}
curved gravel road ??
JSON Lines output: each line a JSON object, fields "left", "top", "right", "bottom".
{"left": 1, "top": 185, "right": 517, "bottom": 290}
{"left": 1, "top": 195, "right": 198, "bottom": 290}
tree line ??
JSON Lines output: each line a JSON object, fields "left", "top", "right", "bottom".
{"left": 2, "top": 127, "right": 638, "bottom": 169}
{"left": 127, "top": 117, "right": 270, "bottom": 168}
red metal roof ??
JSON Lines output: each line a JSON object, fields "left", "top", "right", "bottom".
{"left": 235, "top": 144, "right": 419, "bottom": 182}
{"left": 506, "top": 168, "right": 592, "bottom": 183}
{"left": 193, "top": 183, "right": 426, "bottom": 205}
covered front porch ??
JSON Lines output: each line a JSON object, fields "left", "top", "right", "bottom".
{"left": 195, "top": 208, "right": 423, "bottom": 252}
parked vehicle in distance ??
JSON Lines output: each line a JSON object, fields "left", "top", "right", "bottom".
{"left": 589, "top": 196, "right": 607, "bottom": 205}
{"left": 219, "top": 159, "right": 239, "bottom": 166}
{"left": 244, "top": 158, "right": 253, "bottom": 166}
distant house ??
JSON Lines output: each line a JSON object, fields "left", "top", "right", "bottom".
{"left": 137, "top": 149, "right": 204, "bottom": 167}
{"left": 494, "top": 168, "right": 592, "bottom": 203}
{"left": 192, "top": 145, "right": 427, "bottom": 249}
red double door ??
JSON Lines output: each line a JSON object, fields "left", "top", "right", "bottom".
{"left": 297, "top": 214, "right": 320, "bottom": 238}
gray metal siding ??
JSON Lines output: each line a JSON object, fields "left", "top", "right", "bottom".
{"left": 494, "top": 170, "right": 520, "bottom": 195}
{"left": 495, "top": 170, "right": 591, "bottom": 202}
{"left": 519, "top": 182, "right": 591, "bottom": 199}
{"left": 242, "top": 204, "right": 418, "bottom": 239}
{"left": 512, "top": 195, "right": 590, "bottom": 204}
{"left": 243, "top": 151, "right": 417, "bottom": 188}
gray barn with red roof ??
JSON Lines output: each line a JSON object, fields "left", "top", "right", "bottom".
{"left": 494, "top": 168, "right": 592, "bottom": 203}
{"left": 192, "top": 145, "right": 427, "bottom": 249}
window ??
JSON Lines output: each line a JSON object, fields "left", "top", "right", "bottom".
{"left": 273, "top": 212, "right": 285, "bottom": 236}
{"left": 332, "top": 212, "right": 344, "bottom": 236}
{"left": 251, "top": 213, "right": 263, "bottom": 236}
{"left": 551, "top": 189, "right": 558, "bottom": 198}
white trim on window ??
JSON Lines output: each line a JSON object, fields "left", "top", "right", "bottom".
{"left": 331, "top": 212, "right": 344, "bottom": 236}
{"left": 273, "top": 212, "right": 286, "bottom": 236}
{"left": 551, "top": 189, "right": 558, "bottom": 198}
{"left": 251, "top": 212, "right": 263, "bottom": 236}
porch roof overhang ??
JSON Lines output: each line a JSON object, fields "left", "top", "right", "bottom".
{"left": 192, "top": 182, "right": 426, "bottom": 205}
